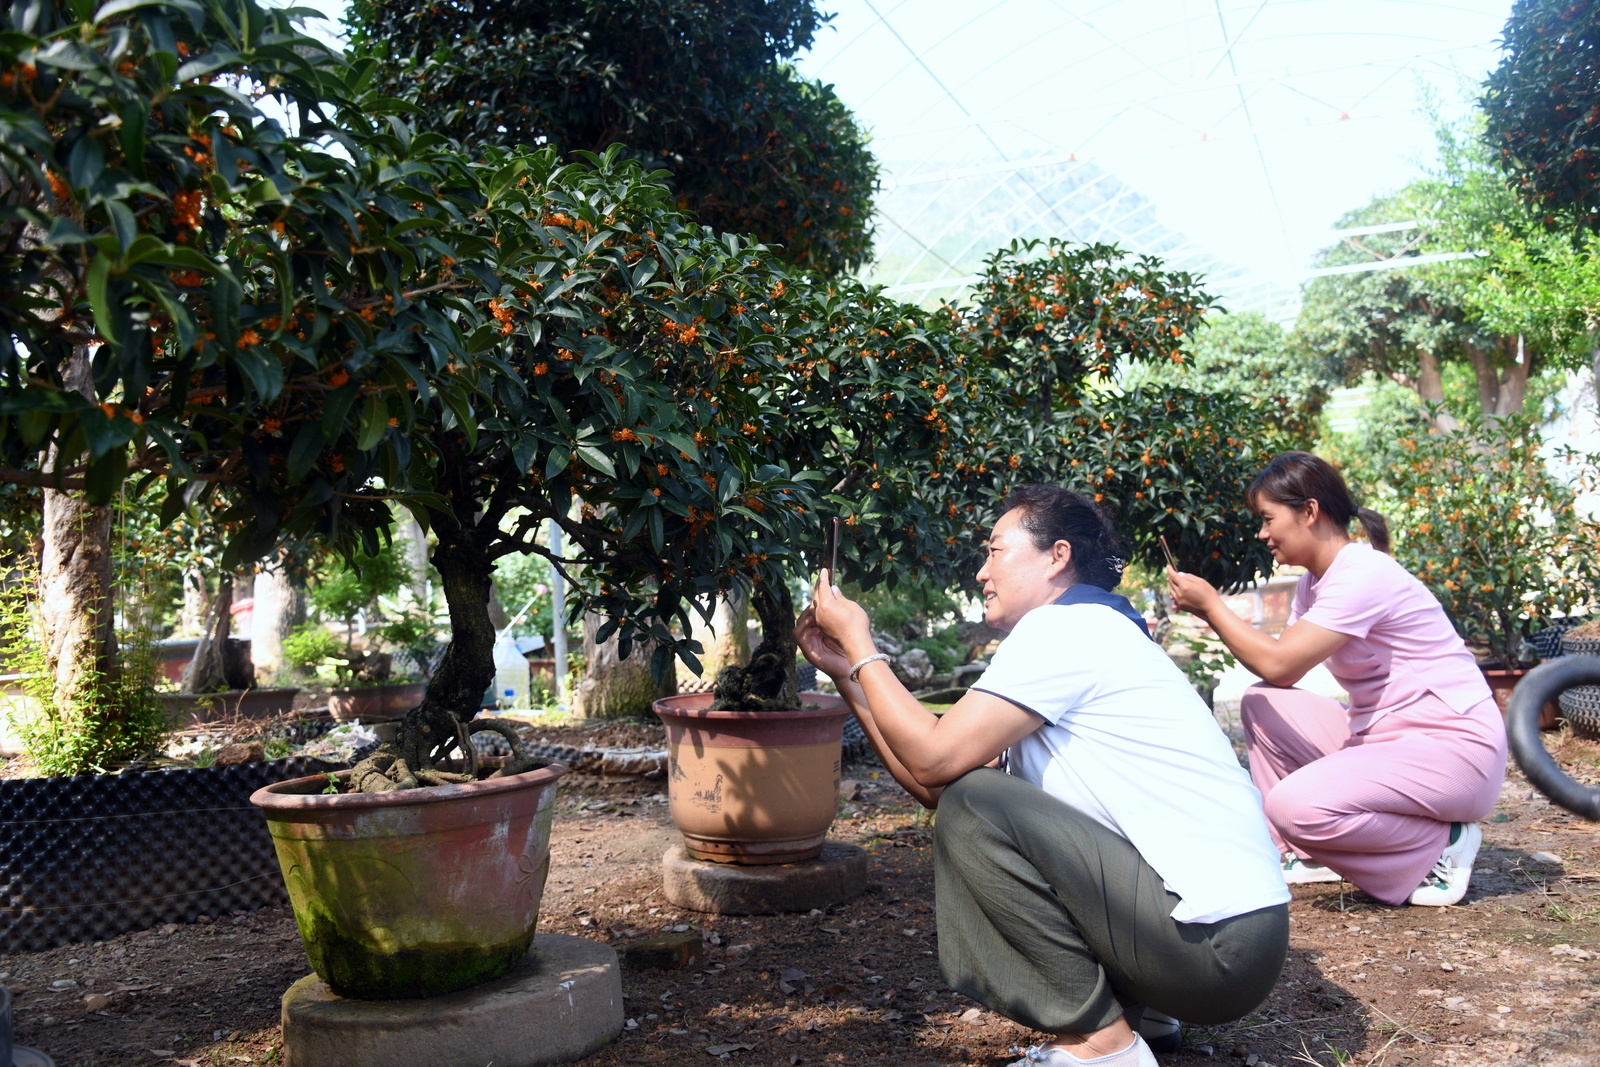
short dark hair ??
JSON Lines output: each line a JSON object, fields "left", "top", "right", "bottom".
{"left": 1247, "top": 451, "right": 1390, "bottom": 553}
{"left": 998, "top": 484, "right": 1126, "bottom": 591}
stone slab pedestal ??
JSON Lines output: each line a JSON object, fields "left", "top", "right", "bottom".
{"left": 280, "top": 934, "right": 621, "bottom": 1067}
{"left": 662, "top": 840, "right": 868, "bottom": 915}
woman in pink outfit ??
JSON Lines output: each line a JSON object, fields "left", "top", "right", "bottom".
{"left": 1166, "top": 452, "right": 1506, "bottom": 907}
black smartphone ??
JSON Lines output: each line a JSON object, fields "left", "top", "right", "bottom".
{"left": 1159, "top": 534, "right": 1178, "bottom": 571}
{"left": 825, "top": 517, "right": 841, "bottom": 578}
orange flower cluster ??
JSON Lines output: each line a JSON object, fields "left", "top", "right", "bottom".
{"left": 542, "top": 212, "right": 594, "bottom": 234}
{"left": 611, "top": 428, "right": 639, "bottom": 443}
{"left": 660, "top": 318, "right": 702, "bottom": 344}
{"left": 488, "top": 297, "right": 515, "bottom": 336}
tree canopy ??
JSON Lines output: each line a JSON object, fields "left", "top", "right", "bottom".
{"left": 1482, "top": 0, "right": 1600, "bottom": 229}
{"left": 1427, "top": 114, "right": 1600, "bottom": 369}
{"left": 346, "top": 0, "right": 877, "bottom": 277}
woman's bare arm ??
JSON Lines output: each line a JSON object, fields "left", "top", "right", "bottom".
{"left": 1167, "top": 567, "right": 1348, "bottom": 686}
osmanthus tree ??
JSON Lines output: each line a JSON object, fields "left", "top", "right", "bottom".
{"left": 1481, "top": 0, "right": 1600, "bottom": 231}
{"left": 346, "top": 0, "right": 878, "bottom": 277}
{"left": 1123, "top": 310, "right": 1333, "bottom": 434}
{"left": 0, "top": 0, "right": 409, "bottom": 748}
{"left": 943, "top": 238, "right": 1293, "bottom": 591}
{"left": 0, "top": 0, "right": 805, "bottom": 771}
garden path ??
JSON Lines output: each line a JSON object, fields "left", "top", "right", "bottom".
{"left": 2, "top": 717, "right": 1595, "bottom": 1067}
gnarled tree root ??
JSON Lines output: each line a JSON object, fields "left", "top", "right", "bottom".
{"left": 345, "top": 705, "right": 546, "bottom": 793}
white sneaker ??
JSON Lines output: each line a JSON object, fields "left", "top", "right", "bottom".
{"left": 1408, "top": 822, "right": 1482, "bottom": 907}
{"left": 1281, "top": 854, "right": 1343, "bottom": 884}
{"left": 1006, "top": 1034, "right": 1160, "bottom": 1066}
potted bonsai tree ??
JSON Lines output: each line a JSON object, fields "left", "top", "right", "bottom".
{"left": 654, "top": 238, "right": 1292, "bottom": 864}
{"left": 1377, "top": 412, "right": 1600, "bottom": 721}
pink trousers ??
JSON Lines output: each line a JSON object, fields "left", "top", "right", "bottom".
{"left": 1239, "top": 685, "right": 1507, "bottom": 905}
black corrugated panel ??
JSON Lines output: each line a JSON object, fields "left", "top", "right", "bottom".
{"left": 0, "top": 757, "right": 341, "bottom": 953}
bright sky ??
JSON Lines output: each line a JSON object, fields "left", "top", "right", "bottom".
{"left": 794, "top": 0, "right": 1516, "bottom": 316}
{"left": 293, "top": 0, "right": 1515, "bottom": 317}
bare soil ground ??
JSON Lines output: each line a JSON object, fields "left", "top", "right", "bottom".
{"left": 3, "top": 716, "right": 1597, "bottom": 1067}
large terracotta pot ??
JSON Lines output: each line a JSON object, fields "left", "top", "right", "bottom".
{"left": 1483, "top": 668, "right": 1560, "bottom": 731}
{"left": 654, "top": 692, "right": 848, "bottom": 865}
{"left": 249, "top": 762, "right": 566, "bottom": 1000}
{"left": 326, "top": 680, "right": 427, "bottom": 723}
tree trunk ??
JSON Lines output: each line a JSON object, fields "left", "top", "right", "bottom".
{"left": 180, "top": 566, "right": 208, "bottom": 636}
{"left": 1467, "top": 337, "right": 1531, "bottom": 419}
{"left": 708, "top": 580, "right": 799, "bottom": 711}
{"left": 415, "top": 528, "right": 498, "bottom": 724}
{"left": 251, "top": 558, "right": 305, "bottom": 684}
{"left": 181, "top": 574, "right": 233, "bottom": 693}
{"left": 576, "top": 611, "right": 677, "bottom": 718}
{"left": 38, "top": 346, "right": 117, "bottom": 715}
{"left": 1415, "top": 349, "right": 1459, "bottom": 432}
{"left": 399, "top": 514, "right": 431, "bottom": 608}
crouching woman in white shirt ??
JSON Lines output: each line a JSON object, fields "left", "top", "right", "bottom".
{"left": 798, "top": 485, "right": 1290, "bottom": 1067}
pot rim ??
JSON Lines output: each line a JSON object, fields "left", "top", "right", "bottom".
{"left": 653, "top": 691, "right": 848, "bottom": 722}
{"left": 249, "top": 761, "right": 566, "bottom": 814}
{"left": 326, "top": 680, "right": 428, "bottom": 694}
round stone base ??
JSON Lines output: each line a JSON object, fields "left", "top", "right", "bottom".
{"left": 661, "top": 840, "right": 868, "bottom": 915}
{"left": 280, "top": 934, "right": 622, "bottom": 1067}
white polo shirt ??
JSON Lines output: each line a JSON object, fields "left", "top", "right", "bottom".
{"left": 972, "top": 600, "right": 1290, "bottom": 924}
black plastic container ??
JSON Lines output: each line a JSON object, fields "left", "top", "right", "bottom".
{"left": 0, "top": 757, "right": 340, "bottom": 953}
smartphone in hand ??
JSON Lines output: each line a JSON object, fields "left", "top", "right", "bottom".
{"left": 825, "top": 517, "right": 841, "bottom": 578}
{"left": 1159, "top": 534, "right": 1179, "bottom": 572}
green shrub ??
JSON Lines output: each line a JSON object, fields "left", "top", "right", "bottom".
{"left": 281, "top": 624, "right": 344, "bottom": 674}
{"left": 1372, "top": 413, "right": 1600, "bottom": 668}
{"left": 0, "top": 565, "right": 170, "bottom": 776}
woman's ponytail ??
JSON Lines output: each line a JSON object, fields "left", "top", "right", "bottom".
{"left": 1355, "top": 507, "right": 1390, "bottom": 554}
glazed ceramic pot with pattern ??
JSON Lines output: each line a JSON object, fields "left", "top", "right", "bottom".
{"left": 249, "top": 762, "right": 566, "bottom": 999}
{"left": 654, "top": 692, "right": 848, "bottom": 865}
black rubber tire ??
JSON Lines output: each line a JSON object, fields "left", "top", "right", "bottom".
{"left": 1506, "top": 655, "right": 1600, "bottom": 821}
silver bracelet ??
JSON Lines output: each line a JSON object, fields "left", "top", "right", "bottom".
{"left": 848, "top": 652, "right": 891, "bottom": 682}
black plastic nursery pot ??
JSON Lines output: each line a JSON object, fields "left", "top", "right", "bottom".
{"left": 0, "top": 757, "right": 342, "bottom": 953}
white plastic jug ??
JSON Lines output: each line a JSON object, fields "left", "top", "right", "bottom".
{"left": 492, "top": 635, "right": 531, "bottom": 710}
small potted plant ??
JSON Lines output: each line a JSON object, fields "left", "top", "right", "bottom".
{"left": 1377, "top": 413, "right": 1600, "bottom": 721}
{"left": 304, "top": 541, "right": 436, "bottom": 723}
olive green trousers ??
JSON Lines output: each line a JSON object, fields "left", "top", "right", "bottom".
{"left": 933, "top": 768, "right": 1289, "bottom": 1034}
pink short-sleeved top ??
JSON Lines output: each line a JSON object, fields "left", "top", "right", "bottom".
{"left": 1289, "top": 541, "right": 1491, "bottom": 732}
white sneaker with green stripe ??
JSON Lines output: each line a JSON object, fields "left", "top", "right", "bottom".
{"left": 1408, "top": 822, "right": 1482, "bottom": 907}
{"left": 1281, "top": 854, "right": 1343, "bottom": 884}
